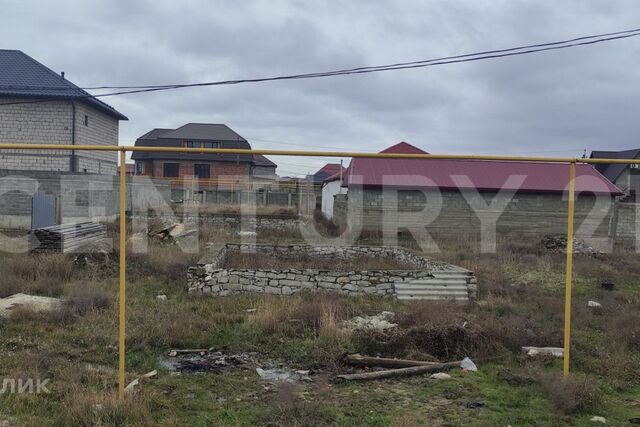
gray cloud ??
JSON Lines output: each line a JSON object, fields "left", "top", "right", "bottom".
{"left": 3, "top": 0, "right": 640, "bottom": 175}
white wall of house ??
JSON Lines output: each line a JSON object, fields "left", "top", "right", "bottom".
{"left": 321, "top": 179, "right": 345, "bottom": 219}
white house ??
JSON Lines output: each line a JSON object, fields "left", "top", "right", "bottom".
{"left": 321, "top": 172, "right": 346, "bottom": 219}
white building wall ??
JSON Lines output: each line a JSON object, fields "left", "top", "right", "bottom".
{"left": 321, "top": 180, "right": 345, "bottom": 219}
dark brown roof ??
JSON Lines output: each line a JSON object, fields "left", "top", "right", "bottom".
{"left": 160, "top": 123, "right": 246, "bottom": 141}
{"left": 252, "top": 154, "right": 276, "bottom": 167}
{"left": 590, "top": 149, "right": 640, "bottom": 183}
{"left": 131, "top": 124, "right": 268, "bottom": 166}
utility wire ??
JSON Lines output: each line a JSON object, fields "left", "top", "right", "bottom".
{"left": 1, "top": 27, "right": 639, "bottom": 107}
{"left": 84, "top": 27, "right": 640, "bottom": 91}
{"left": 91, "top": 29, "right": 640, "bottom": 98}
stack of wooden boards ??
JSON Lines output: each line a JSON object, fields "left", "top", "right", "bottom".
{"left": 31, "top": 222, "right": 107, "bottom": 253}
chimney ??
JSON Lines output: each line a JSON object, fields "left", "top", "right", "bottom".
{"left": 61, "top": 71, "right": 65, "bottom": 79}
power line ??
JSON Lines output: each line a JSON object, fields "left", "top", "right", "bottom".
{"left": 84, "top": 27, "right": 640, "bottom": 91}
{"left": 1, "top": 27, "right": 639, "bottom": 108}
{"left": 91, "top": 29, "right": 640, "bottom": 98}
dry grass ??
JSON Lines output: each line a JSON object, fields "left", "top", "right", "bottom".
{"left": 3, "top": 227, "right": 640, "bottom": 424}
{"left": 221, "top": 252, "right": 416, "bottom": 271}
{"left": 250, "top": 293, "right": 358, "bottom": 366}
{"left": 258, "top": 382, "right": 336, "bottom": 427}
{"left": 312, "top": 209, "right": 342, "bottom": 237}
{"left": 191, "top": 204, "right": 298, "bottom": 218}
{"left": 127, "top": 245, "right": 200, "bottom": 284}
{"left": 127, "top": 301, "right": 238, "bottom": 350}
{"left": 251, "top": 292, "right": 364, "bottom": 336}
{"left": 354, "top": 294, "right": 564, "bottom": 361}
{"left": 52, "top": 388, "right": 154, "bottom": 427}
{"left": 64, "top": 285, "right": 113, "bottom": 316}
{"left": 0, "top": 253, "right": 80, "bottom": 298}
{"left": 534, "top": 370, "right": 600, "bottom": 414}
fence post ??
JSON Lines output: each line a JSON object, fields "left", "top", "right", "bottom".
{"left": 563, "top": 160, "right": 576, "bottom": 378}
{"left": 118, "top": 150, "right": 127, "bottom": 399}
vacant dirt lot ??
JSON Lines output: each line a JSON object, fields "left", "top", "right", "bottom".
{"left": 1, "top": 225, "right": 639, "bottom": 426}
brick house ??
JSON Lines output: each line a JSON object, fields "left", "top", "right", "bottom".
{"left": 131, "top": 123, "right": 277, "bottom": 197}
{"left": 0, "top": 50, "right": 128, "bottom": 174}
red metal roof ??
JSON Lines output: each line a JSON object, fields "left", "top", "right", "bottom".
{"left": 315, "top": 163, "right": 345, "bottom": 176}
{"left": 344, "top": 142, "right": 622, "bottom": 195}
{"left": 380, "top": 141, "right": 429, "bottom": 154}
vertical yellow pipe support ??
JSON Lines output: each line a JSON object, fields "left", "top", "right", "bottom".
{"left": 563, "top": 161, "right": 577, "bottom": 378}
{"left": 118, "top": 150, "right": 127, "bottom": 399}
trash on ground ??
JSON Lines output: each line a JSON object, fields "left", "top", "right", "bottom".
{"left": 588, "top": 300, "right": 602, "bottom": 308}
{"left": 149, "top": 223, "right": 197, "bottom": 243}
{"left": 238, "top": 231, "right": 257, "bottom": 237}
{"left": 589, "top": 416, "right": 606, "bottom": 424}
{"left": 601, "top": 281, "right": 615, "bottom": 291}
{"left": 245, "top": 308, "right": 257, "bottom": 313}
{"left": 0, "top": 293, "right": 61, "bottom": 316}
{"left": 430, "top": 372, "right": 451, "bottom": 380}
{"left": 542, "top": 235, "right": 603, "bottom": 256}
{"left": 156, "top": 294, "right": 167, "bottom": 301}
{"left": 124, "top": 378, "right": 139, "bottom": 394}
{"left": 460, "top": 357, "right": 478, "bottom": 372}
{"left": 341, "top": 311, "right": 397, "bottom": 331}
{"left": 256, "top": 367, "right": 312, "bottom": 383}
{"left": 464, "top": 401, "right": 485, "bottom": 409}
{"left": 161, "top": 350, "right": 255, "bottom": 374}
{"left": 124, "top": 370, "right": 157, "bottom": 394}
{"left": 141, "top": 370, "right": 157, "bottom": 379}
{"left": 168, "top": 349, "right": 208, "bottom": 357}
{"left": 522, "top": 346, "right": 563, "bottom": 357}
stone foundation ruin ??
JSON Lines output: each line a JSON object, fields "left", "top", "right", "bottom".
{"left": 188, "top": 244, "right": 477, "bottom": 301}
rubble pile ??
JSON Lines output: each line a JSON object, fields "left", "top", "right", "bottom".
{"left": 542, "top": 235, "right": 604, "bottom": 256}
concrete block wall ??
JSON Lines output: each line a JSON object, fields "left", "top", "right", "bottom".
{"left": 0, "top": 97, "right": 72, "bottom": 171}
{"left": 0, "top": 98, "right": 118, "bottom": 174}
{"left": 339, "top": 188, "right": 614, "bottom": 237}
{"left": 610, "top": 202, "right": 639, "bottom": 245}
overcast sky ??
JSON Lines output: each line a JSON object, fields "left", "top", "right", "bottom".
{"left": 3, "top": 0, "right": 640, "bottom": 176}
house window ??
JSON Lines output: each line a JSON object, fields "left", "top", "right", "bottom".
{"left": 163, "top": 163, "right": 179, "bottom": 177}
{"left": 84, "top": 115, "right": 89, "bottom": 126}
{"left": 203, "top": 142, "right": 219, "bottom": 149}
{"left": 136, "top": 162, "right": 145, "bottom": 175}
{"left": 185, "top": 141, "right": 196, "bottom": 148}
{"left": 194, "top": 164, "right": 211, "bottom": 179}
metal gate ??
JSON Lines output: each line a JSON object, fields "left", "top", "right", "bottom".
{"left": 31, "top": 194, "right": 56, "bottom": 229}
